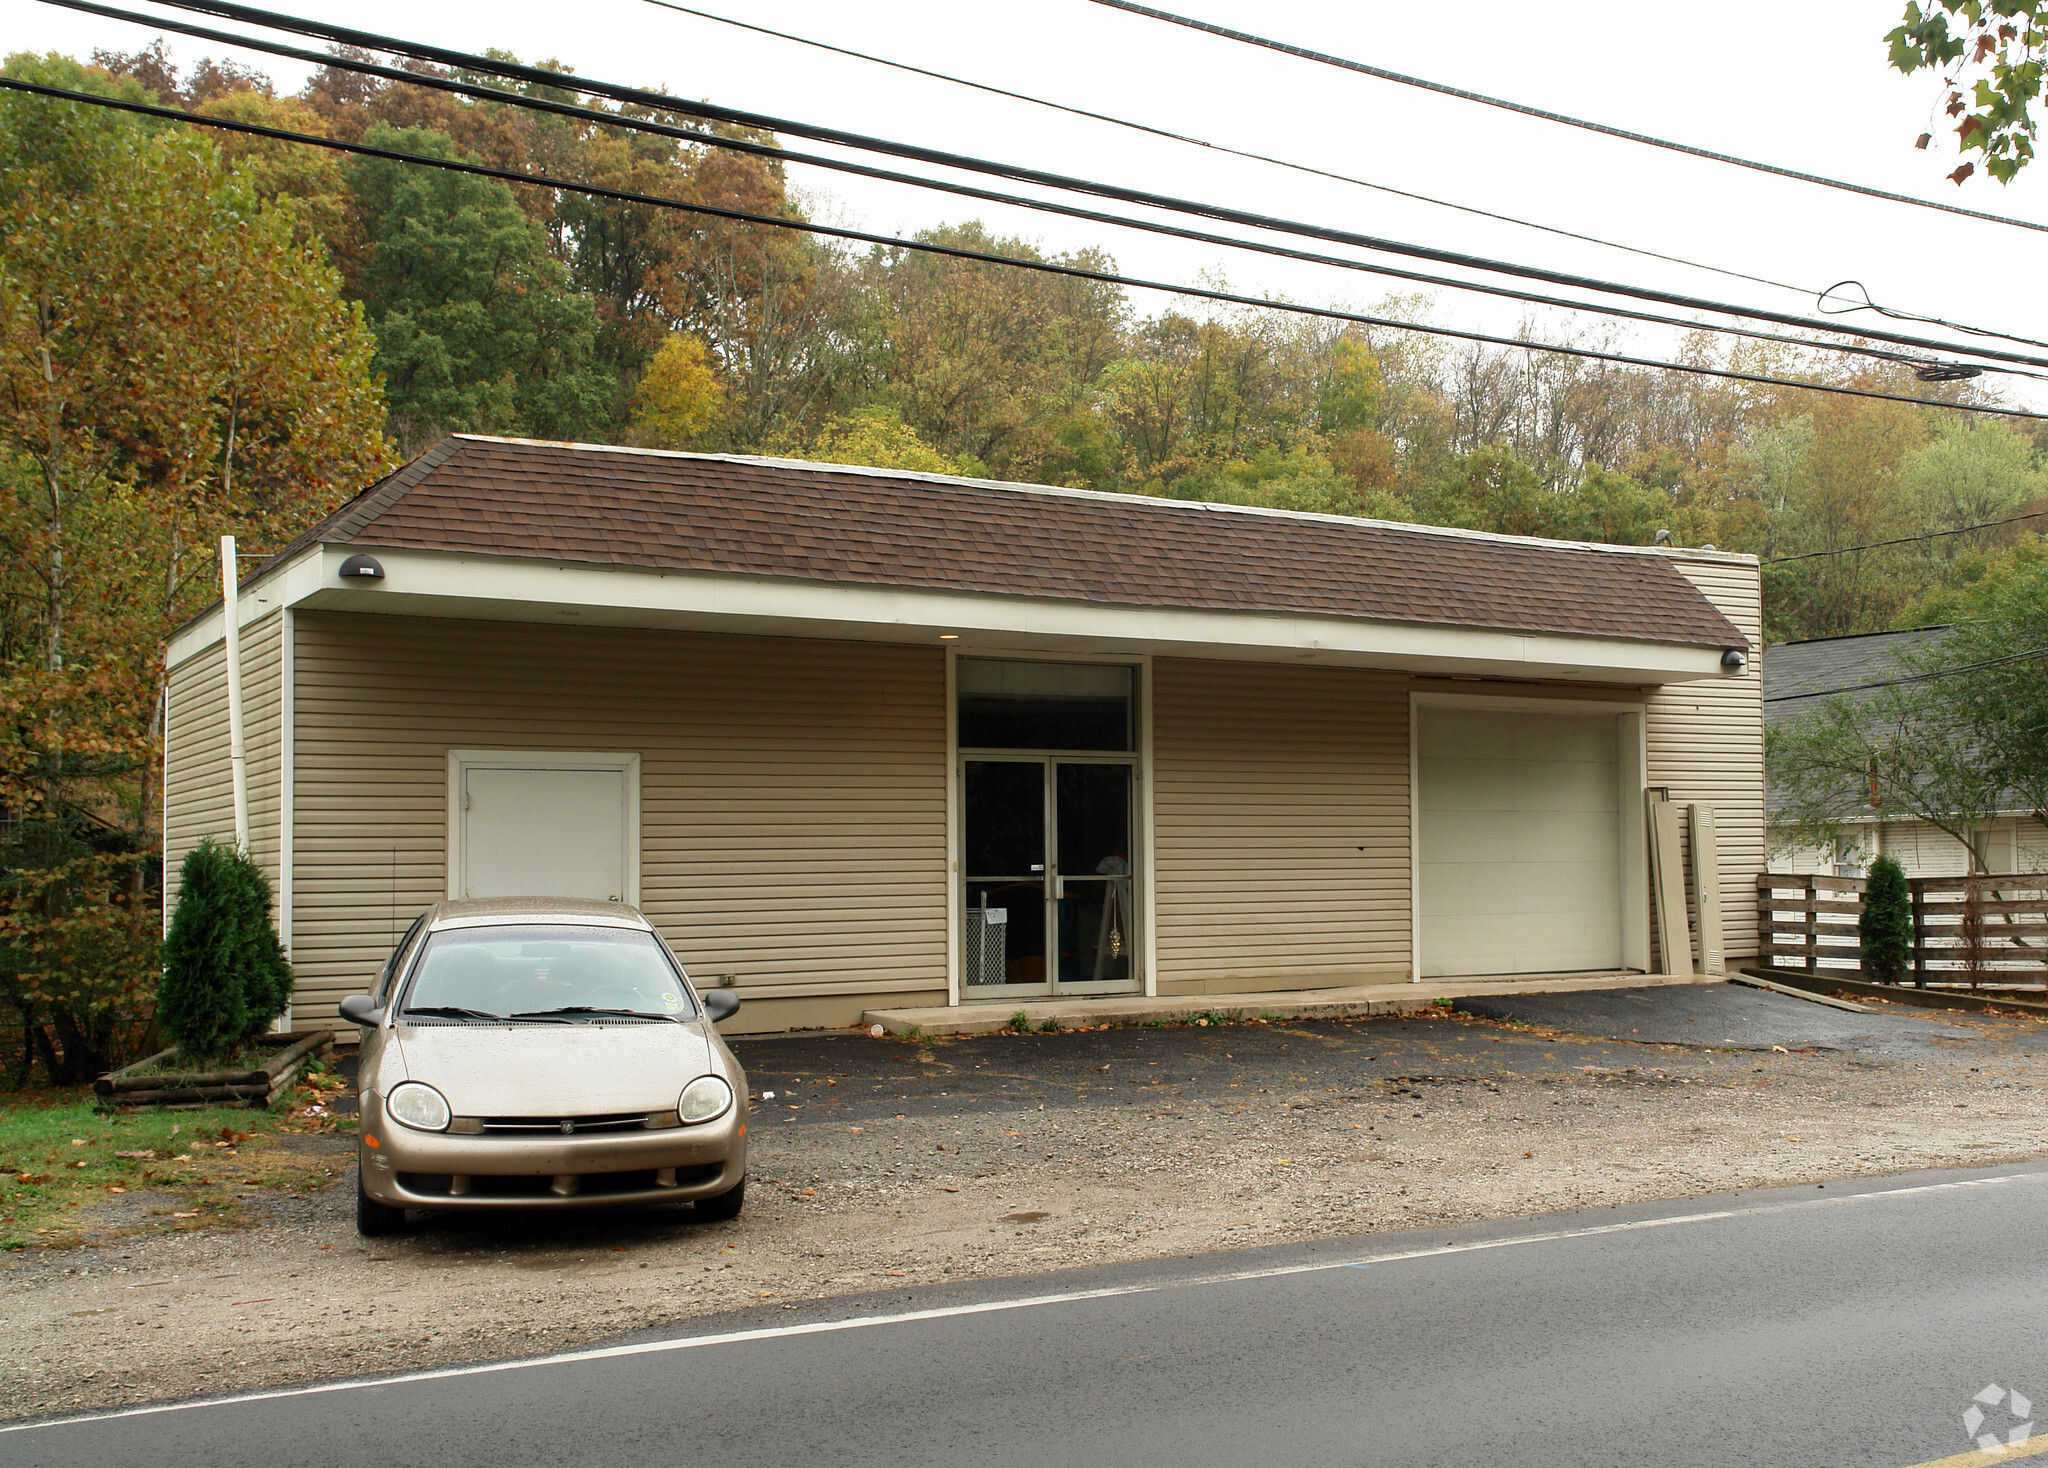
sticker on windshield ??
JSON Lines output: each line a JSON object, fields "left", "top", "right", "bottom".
{"left": 662, "top": 992, "right": 684, "bottom": 1011}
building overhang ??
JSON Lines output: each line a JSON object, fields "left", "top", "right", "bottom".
{"left": 168, "top": 543, "right": 1746, "bottom": 686}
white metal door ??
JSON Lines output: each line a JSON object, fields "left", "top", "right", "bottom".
{"left": 1417, "top": 708, "right": 1622, "bottom": 977}
{"left": 460, "top": 765, "right": 629, "bottom": 902}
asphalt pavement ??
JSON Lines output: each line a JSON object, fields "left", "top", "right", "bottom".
{"left": 8, "top": 1160, "right": 2047, "bottom": 1467}
{"left": 1454, "top": 982, "right": 1983, "bottom": 1055}
{"left": 717, "top": 983, "right": 2038, "bottom": 1125}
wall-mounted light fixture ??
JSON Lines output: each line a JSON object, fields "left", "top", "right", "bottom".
{"left": 939, "top": 633, "right": 960, "bottom": 641}
{"left": 338, "top": 553, "right": 386, "bottom": 581}
{"left": 1721, "top": 649, "right": 1748, "bottom": 672}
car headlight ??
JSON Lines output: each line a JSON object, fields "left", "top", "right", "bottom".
{"left": 386, "top": 1081, "right": 452, "bottom": 1132}
{"left": 678, "top": 1075, "right": 734, "bottom": 1124}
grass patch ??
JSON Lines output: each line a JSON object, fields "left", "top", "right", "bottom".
{"left": 0, "top": 1059, "right": 355, "bottom": 1250}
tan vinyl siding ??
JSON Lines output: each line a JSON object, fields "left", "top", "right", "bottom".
{"left": 1151, "top": 659, "right": 1411, "bottom": 991}
{"left": 289, "top": 613, "right": 947, "bottom": 1029}
{"left": 164, "top": 610, "right": 284, "bottom": 918}
{"left": 1646, "top": 556, "right": 1764, "bottom": 965}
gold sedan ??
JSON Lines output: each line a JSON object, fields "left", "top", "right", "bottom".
{"left": 339, "top": 899, "right": 748, "bottom": 1235}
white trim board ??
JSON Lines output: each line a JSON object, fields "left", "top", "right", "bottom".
{"left": 169, "top": 543, "right": 1745, "bottom": 687}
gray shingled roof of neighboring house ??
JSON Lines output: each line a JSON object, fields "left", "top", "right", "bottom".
{"left": 254, "top": 435, "right": 1751, "bottom": 650}
{"left": 1762, "top": 627, "right": 1955, "bottom": 728}
{"left": 1762, "top": 626, "right": 1956, "bottom": 817}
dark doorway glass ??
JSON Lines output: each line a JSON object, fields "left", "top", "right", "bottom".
{"left": 958, "top": 659, "right": 1133, "bottom": 751}
{"left": 1055, "top": 763, "right": 1134, "bottom": 985}
{"left": 963, "top": 761, "right": 1047, "bottom": 987}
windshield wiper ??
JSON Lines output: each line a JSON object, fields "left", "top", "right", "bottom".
{"left": 510, "top": 1006, "right": 683, "bottom": 1023}
{"left": 401, "top": 1005, "right": 508, "bottom": 1021}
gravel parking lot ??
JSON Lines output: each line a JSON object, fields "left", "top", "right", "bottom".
{"left": 4, "top": 984, "right": 2046, "bottom": 1421}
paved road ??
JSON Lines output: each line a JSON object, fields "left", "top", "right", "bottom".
{"left": 9, "top": 1162, "right": 2048, "bottom": 1468}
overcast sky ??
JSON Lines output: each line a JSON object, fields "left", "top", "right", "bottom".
{"left": 13, "top": 0, "right": 2048, "bottom": 413}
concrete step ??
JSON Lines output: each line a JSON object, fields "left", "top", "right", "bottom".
{"left": 862, "top": 971, "right": 1722, "bottom": 1038}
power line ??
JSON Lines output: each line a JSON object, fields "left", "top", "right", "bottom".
{"left": 67, "top": 0, "right": 2035, "bottom": 382}
{"left": 1764, "top": 508, "right": 2048, "bottom": 563}
{"left": 1764, "top": 645, "right": 2048, "bottom": 701}
{"left": 1088, "top": 0, "right": 2048, "bottom": 238}
{"left": 106, "top": 0, "right": 2048, "bottom": 377}
{"left": 11, "top": 75, "right": 2048, "bottom": 428}
{"left": 643, "top": 0, "right": 1830, "bottom": 308}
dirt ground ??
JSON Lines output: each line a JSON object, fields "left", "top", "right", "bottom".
{"left": 4, "top": 985, "right": 2046, "bottom": 1422}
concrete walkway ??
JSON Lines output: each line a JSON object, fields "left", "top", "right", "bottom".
{"left": 862, "top": 970, "right": 1721, "bottom": 1037}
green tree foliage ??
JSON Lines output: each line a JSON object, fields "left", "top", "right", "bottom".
{"left": 1938, "top": 557, "right": 2048, "bottom": 825}
{"left": 348, "top": 125, "right": 611, "bottom": 453}
{"left": 157, "top": 840, "right": 293, "bottom": 1062}
{"left": 1859, "top": 854, "right": 1914, "bottom": 983}
{"left": 1889, "top": 1, "right": 2048, "bottom": 182}
{"left": 0, "top": 52, "right": 389, "bottom": 1081}
{"left": 1768, "top": 560, "right": 2048, "bottom": 872}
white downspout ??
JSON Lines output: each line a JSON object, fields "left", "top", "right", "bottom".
{"left": 220, "top": 535, "right": 249, "bottom": 855}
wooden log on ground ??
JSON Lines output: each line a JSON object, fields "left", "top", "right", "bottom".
{"left": 261, "top": 1030, "right": 333, "bottom": 1080}
{"left": 102, "top": 1082, "right": 271, "bottom": 1107}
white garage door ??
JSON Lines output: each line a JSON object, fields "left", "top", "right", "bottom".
{"left": 1417, "top": 709, "right": 1622, "bottom": 978}
{"left": 459, "top": 764, "right": 631, "bottom": 903}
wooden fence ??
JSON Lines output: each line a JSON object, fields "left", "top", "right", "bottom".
{"left": 1757, "top": 873, "right": 2048, "bottom": 987}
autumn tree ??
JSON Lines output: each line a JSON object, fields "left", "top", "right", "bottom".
{"left": 1889, "top": 1, "right": 2048, "bottom": 182}
{"left": 0, "top": 56, "right": 390, "bottom": 1079}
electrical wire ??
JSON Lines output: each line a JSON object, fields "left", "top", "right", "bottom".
{"left": 94, "top": 0, "right": 2048, "bottom": 377}
{"left": 1816, "top": 280, "right": 2048, "bottom": 356}
{"left": 63, "top": 0, "right": 2034, "bottom": 382}
{"left": 1088, "top": 0, "right": 2048, "bottom": 238}
{"left": 1763, "top": 645, "right": 2048, "bottom": 701}
{"left": 642, "top": 0, "right": 1832, "bottom": 308}
{"left": 11, "top": 75, "right": 2048, "bottom": 427}
{"left": 1763, "top": 508, "right": 2048, "bottom": 563}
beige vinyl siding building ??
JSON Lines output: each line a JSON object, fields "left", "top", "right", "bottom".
{"left": 164, "top": 436, "right": 1764, "bottom": 1033}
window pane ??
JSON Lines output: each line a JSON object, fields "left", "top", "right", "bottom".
{"left": 958, "top": 659, "right": 1132, "bottom": 751}
{"left": 964, "top": 761, "right": 1044, "bottom": 877}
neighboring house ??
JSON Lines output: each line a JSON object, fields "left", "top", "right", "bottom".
{"left": 1763, "top": 627, "right": 2047, "bottom": 878}
{"left": 163, "top": 436, "right": 1762, "bottom": 1033}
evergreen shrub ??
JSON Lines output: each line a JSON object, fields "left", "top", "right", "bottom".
{"left": 1859, "top": 853, "right": 1914, "bottom": 985}
{"left": 157, "top": 840, "right": 294, "bottom": 1061}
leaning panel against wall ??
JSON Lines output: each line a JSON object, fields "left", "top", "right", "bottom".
{"left": 1646, "top": 551, "right": 1765, "bottom": 966}
{"left": 288, "top": 613, "right": 949, "bottom": 1029}
{"left": 1150, "top": 658, "right": 1411, "bottom": 992}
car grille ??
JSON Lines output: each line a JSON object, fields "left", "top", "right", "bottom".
{"left": 478, "top": 1112, "right": 653, "bottom": 1134}
{"left": 398, "top": 1164, "right": 724, "bottom": 1198}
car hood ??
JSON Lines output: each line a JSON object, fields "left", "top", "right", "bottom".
{"left": 388, "top": 1022, "right": 718, "bottom": 1116}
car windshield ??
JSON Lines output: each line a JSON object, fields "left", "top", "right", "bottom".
{"left": 399, "top": 924, "right": 696, "bottom": 1021}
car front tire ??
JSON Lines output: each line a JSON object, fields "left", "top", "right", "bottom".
{"left": 356, "top": 1166, "right": 408, "bottom": 1236}
{"left": 695, "top": 1176, "right": 745, "bottom": 1221}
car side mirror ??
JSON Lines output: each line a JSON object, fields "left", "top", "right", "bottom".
{"left": 338, "top": 993, "right": 385, "bottom": 1027}
{"left": 702, "top": 989, "right": 740, "bottom": 1023}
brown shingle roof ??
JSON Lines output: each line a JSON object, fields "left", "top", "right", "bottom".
{"left": 270, "top": 436, "right": 1749, "bottom": 650}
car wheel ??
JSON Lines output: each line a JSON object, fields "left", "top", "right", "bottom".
{"left": 695, "top": 1176, "right": 745, "bottom": 1221}
{"left": 356, "top": 1167, "right": 408, "bottom": 1236}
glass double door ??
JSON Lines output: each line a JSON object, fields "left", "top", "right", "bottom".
{"left": 963, "top": 758, "right": 1137, "bottom": 995}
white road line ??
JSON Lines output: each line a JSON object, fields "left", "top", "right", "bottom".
{"left": 6, "top": 1168, "right": 2038, "bottom": 1435}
